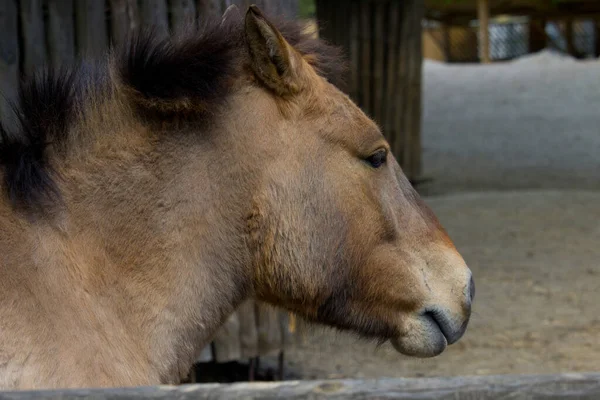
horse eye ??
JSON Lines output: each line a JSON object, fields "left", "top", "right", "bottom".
{"left": 365, "top": 150, "right": 387, "bottom": 168}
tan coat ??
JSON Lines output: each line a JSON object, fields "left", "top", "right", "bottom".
{"left": 0, "top": 6, "right": 473, "bottom": 390}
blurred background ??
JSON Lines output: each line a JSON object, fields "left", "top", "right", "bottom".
{"left": 1, "top": 0, "right": 599, "bottom": 384}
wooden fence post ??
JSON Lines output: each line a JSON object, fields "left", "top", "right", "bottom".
{"left": 196, "top": 0, "right": 224, "bottom": 19}
{"left": 256, "top": 303, "right": 285, "bottom": 357}
{"left": 315, "top": 0, "right": 424, "bottom": 181}
{"left": 47, "top": 0, "right": 75, "bottom": 68}
{"left": 140, "top": 0, "right": 169, "bottom": 38}
{"left": 75, "top": 0, "right": 108, "bottom": 58}
{"left": 565, "top": 19, "right": 575, "bottom": 56}
{"left": 19, "top": 0, "right": 47, "bottom": 75}
{"left": 404, "top": 0, "right": 423, "bottom": 178}
{"left": 528, "top": 18, "right": 547, "bottom": 53}
{"left": 170, "top": 0, "right": 197, "bottom": 33}
{"left": 477, "top": 0, "right": 490, "bottom": 63}
{"left": 0, "top": 0, "right": 20, "bottom": 130}
{"left": 237, "top": 300, "right": 259, "bottom": 359}
{"left": 595, "top": 20, "right": 600, "bottom": 58}
{"left": 212, "top": 313, "right": 242, "bottom": 362}
{"left": 109, "top": 0, "right": 140, "bottom": 48}
{"left": 441, "top": 20, "right": 451, "bottom": 62}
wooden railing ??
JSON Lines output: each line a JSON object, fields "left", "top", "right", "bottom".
{"left": 1, "top": 373, "right": 599, "bottom": 399}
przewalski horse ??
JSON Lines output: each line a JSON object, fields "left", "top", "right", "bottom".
{"left": 0, "top": 5, "right": 473, "bottom": 390}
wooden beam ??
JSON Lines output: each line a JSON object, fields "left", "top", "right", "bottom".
{"left": 528, "top": 18, "right": 547, "bottom": 53}
{"left": 238, "top": 300, "right": 259, "bottom": 359}
{"left": 19, "top": 0, "right": 47, "bottom": 75}
{"left": 595, "top": 19, "right": 600, "bottom": 58}
{"left": 47, "top": 0, "right": 75, "bottom": 68}
{"left": 256, "top": 303, "right": 285, "bottom": 357}
{"left": 441, "top": 21, "right": 451, "bottom": 62}
{"left": 212, "top": 312, "right": 242, "bottom": 363}
{"left": 477, "top": 0, "right": 490, "bottom": 63}
{"left": 109, "top": 0, "right": 140, "bottom": 48}
{"left": 170, "top": 0, "right": 197, "bottom": 34}
{"left": 425, "top": 0, "right": 600, "bottom": 18}
{"left": 1, "top": 373, "right": 600, "bottom": 399}
{"left": 0, "top": 0, "right": 20, "bottom": 131}
{"left": 565, "top": 19, "right": 576, "bottom": 56}
{"left": 140, "top": 0, "right": 169, "bottom": 39}
{"left": 429, "top": 10, "right": 600, "bottom": 23}
{"left": 74, "top": 0, "right": 108, "bottom": 58}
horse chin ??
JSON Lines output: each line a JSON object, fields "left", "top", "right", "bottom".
{"left": 389, "top": 319, "right": 448, "bottom": 358}
{"left": 389, "top": 336, "right": 446, "bottom": 358}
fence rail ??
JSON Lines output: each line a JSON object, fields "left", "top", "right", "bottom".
{"left": 1, "top": 373, "right": 600, "bottom": 399}
{"left": 424, "top": 17, "right": 599, "bottom": 63}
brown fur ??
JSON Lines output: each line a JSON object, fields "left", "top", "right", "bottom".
{"left": 0, "top": 6, "right": 473, "bottom": 390}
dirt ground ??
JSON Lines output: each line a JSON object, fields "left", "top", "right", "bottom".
{"left": 280, "top": 52, "right": 600, "bottom": 379}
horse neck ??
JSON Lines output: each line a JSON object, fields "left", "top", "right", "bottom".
{"left": 46, "top": 120, "right": 256, "bottom": 381}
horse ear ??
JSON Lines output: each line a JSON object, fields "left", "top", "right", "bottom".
{"left": 244, "top": 5, "right": 301, "bottom": 95}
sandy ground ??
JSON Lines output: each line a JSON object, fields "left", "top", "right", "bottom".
{"left": 282, "top": 51, "right": 600, "bottom": 379}
{"left": 419, "top": 51, "right": 600, "bottom": 196}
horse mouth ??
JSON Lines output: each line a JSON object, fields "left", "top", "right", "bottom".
{"left": 423, "top": 309, "right": 460, "bottom": 344}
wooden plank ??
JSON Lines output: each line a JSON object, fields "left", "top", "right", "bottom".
{"left": 254, "top": 0, "right": 272, "bottom": 15}
{"left": 348, "top": 0, "right": 359, "bottom": 102}
{"left": 75, "top": 0, "right": 108, "bottom": 58}
{"left": 196, "top": 0, "right": 224, "bottom": 19}
{"left": 109, "top": 0, "right": 139, "bottom": 48}
{"left": 392, "top": 0, "right": 410, "bottom": 163}
{"left": 212, "top": 312, "right": 241, "bottom": 363}
{"left": 278, "top": 311, "right": 292, "bottom": 348}
{"left": 19, "top": 0, "right": 47, "bottom": 75}
{"left": 47, "top": 0, "right": 75, "bottom": 68}
{"left": 359, "top": 0, "right": 371, "bottom": 115}
{"left": 313, "top": 0, "right": 423, "bottom": 179}
{"left": 432, "top": 10, "right": 600, "bottom": 23}
{"left": 595, "top": 20, "right": 600, "bottom": 58}
{"left": 256, "top": 303, "right": 283, "bottom": 356}
{"left": 0, "top": 0, "right": 20, "bottom": 131}
{"left": 408, "top": 0, "right": 424, "bottom": 179}
{"left": 401, "top": 0, "right": 416, "bottom": 174}
{"left": 330, "top": 0, "right": 341, "bottom": 58}
{"left": 226, "top": 0, "right": 250, "bottom": 12}
{"left": 528, "top": 18, "right": 547, "bottom": 53}
{"left": 2, "top": 373, "right": 600, "bottom": 399}
{"left": 315, "top": 0, "right": 332, "bottom": 48}
{"left": 565, "top": 19, "right": 575, "bottom": 56}
{"left": 477, "top": 0, "right": 490, "bottom": 63}
{"left": 383, "top": 1, "right": 400, "bottom": 146}
{"left": 425, "top": 0, "right": 600, "bottom": 21}
{"left": 170, "top": 0, "right": 197, "bottom": 35}
{"left": 336, "top": 0, "right": 349, "bottom": 92}
{"left": 372, "top": 2, "right": 385, "bottom": 129}
{"left": 140, "top": 0, "right": 169, "bottom": 38}
{"left": 237, "top": 300, "right": 259, "bottom": 359}
{"left": 280, "top": 0, "right": 298, "bottom": 19}
{"left": 441, "top": 20, "right": 451, "bottom": 61}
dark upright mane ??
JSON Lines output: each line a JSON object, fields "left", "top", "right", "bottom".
{"left": 0, "top": 68, "right": 78, "bottom": 214}
{"left": 0, "top": 13, "right": 346, "bottom": 216}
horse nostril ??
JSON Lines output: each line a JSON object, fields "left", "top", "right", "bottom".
{"left": 469, "top": 275, "right": 475, "bottom": 302}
